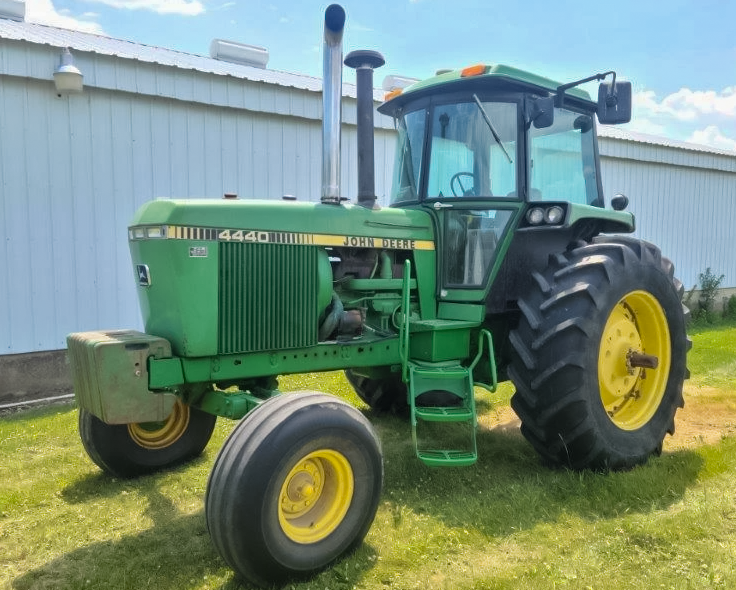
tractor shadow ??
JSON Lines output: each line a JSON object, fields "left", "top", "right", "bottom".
{"left": 12, "top": 398, "right": 703, "bottom": 590}
{"left": 373, "top": 411, "right": 704, "bottom": 540}
{"left": 14, "top": 464, "right": 377, "bottom": 590}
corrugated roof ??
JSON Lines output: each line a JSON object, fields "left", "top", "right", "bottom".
{"left": 0, "top": 17, "right": 381, "bottom": 100}
{"left": 599, "top": 124, "right": 736, "bottom": 158}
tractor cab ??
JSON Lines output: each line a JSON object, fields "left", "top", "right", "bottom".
{"left": 379, "top": 64, "right": 633, "bottom": 298}
{"left": 380, "top": 63, "right": 631, "bottom": 207}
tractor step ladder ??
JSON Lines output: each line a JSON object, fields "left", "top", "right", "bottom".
{"left": 408, "top": 362, "right": 478, "bottom": 467}
{"left": 398, "top": 260, "right": 497, "bottom": 467}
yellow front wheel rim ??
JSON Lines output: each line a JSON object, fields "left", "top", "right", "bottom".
{"left": 599, "top": 290, "right": 671, "bottom": 430}
{"left": 278, "top": 449, "right": 354, "bottom": 544}
{"left": 128, "top": 400, "right": 190, "bottom": 449}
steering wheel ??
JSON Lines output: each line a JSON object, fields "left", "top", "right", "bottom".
{"left": 450, "top": 172, "right": 475, "bottom": 197}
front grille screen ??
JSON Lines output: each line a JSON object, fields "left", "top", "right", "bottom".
{"left": 218, "top": 242, "right": 318, "bottom": 354}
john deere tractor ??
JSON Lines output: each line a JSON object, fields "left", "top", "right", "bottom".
{"left": 67, "top": 4, "right": 689, "bottom": 586}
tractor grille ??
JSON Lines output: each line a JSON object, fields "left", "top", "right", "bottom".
{"left": 218, "top": 242, "right": 318, "bottom": 354}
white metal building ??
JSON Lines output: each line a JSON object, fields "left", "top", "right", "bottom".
{"left": 1, "top": 10, "right": 735, "bottom": 402}
{"left": 0, "top": 14, "right": 396, "bottom": 360}
{"left": 598, "top": 126, "right": 736, "bottom": 293}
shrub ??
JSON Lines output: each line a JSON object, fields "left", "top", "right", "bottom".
{"left": 694, "top": 267, "right": 725, "bottom": 323}
{"left": 726, "top": 295, "right": 736, "bottom": 320}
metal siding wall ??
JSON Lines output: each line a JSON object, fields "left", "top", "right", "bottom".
{"left": 600, "top": 152, "right": 736, "bottom": 291}
{"left": 1, "top": 74, "right": 396, "bottom": 354}
{"left": 0, "top": 77, "right": 31, "bottom": 352}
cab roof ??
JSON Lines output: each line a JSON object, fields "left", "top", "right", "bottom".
{"left": 378, "top": 63, "right": 594, "bottom": 115}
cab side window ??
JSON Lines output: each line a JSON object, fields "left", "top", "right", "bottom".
{"left": 445, "top": 209, "right": 514, "bottom": 286}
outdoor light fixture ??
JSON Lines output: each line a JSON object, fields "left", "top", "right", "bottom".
{"left": 53, "top": 48, "right": 83, "bottom": 94}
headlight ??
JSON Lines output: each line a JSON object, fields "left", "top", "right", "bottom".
{"left": 544, "top": 206, "right": 564, "bottom": 225}
{"left": 146, "top": 226, "right": 167, "bottom": 239}
{"left": 526, "top": 207, "right": 545, "bottom": 225}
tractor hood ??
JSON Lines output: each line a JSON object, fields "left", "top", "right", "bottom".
{"left": 127, "top": 199, "right": 437, "bottom": 359}
{"left": 129, "top": 198, "right": 436, "bottom": 244}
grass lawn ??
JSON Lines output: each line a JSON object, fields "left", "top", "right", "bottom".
{"left": 1, "top": 325, "right": 735, "bottom": 590}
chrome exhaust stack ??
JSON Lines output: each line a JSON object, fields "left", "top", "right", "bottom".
{"left": 321, "top": 4, "right": 346, "bottom": 204}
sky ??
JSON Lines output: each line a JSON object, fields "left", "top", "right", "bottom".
{"left": 21, "top": 0, "right": 736, "bottom": 151}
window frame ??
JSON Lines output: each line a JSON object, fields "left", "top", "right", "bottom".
{"left": 389, "top": 92, "right": 526, "bottom": 205}
{"left": 525, "top": 103, "right": 604, "bottom": 207}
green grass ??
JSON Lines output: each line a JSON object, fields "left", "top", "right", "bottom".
{"left": 687, "top": 323, "right": 736, "bottom": 390}
{"left": 2, "top": 331, "right": 736, "bottom": 590}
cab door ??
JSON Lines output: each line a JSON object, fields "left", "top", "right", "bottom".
{"left": 421, "top": 98, "right": 523, "bottom": 303}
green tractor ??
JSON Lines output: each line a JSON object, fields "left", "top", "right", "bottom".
{"left": 67, "top": 4, "right": 689, "bottom": 586}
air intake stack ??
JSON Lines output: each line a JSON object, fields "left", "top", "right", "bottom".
{"left": 345, "top": 50, "right": 385, "bottom": 209}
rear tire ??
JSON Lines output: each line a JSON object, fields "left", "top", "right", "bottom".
{"left": 508, "top": 237, "right": 689, "bottom": 470}
{"left": 344, "top": 368, "right": 407, "bottom": 413}
{"left": 205, "top": 392, "right": 383, "bottom": 587}
{"left": 79, "top": 399, "right": 217, "bottom": 477}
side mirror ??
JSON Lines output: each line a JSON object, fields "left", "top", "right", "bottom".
{"left": 532, "top": 96, "right": 554, "bottom": 129}
{"left": 597, "top": 80, "right": 632, "bottom": 124}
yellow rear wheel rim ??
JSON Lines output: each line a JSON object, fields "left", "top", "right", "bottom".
{"left": 599, "top": 290, "right": 671, "bottom": 430}
{"left": 128, "top": 400, "right": 190, "bottom": 449}
{"left": 278, "top": 449, "right": 354, "bottom": 544}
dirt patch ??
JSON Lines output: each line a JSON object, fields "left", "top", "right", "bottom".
{"left": 480, "top": 385, "right": 736, "bottom": 450}
{"left": 665, "top": 385, "right": 736, "bottom": 450}
{"left": 480, "top": 405, "right": 522, "bottom": 437}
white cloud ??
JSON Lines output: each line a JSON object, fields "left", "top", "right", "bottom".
{"left": 688, "top": 125, "right": 736, "bottom": 152}
{"left": 623, "top": 116, "right": 667, "bottom": 137}
{"left": 629, "top": 87, "right": 736, "bottom": 151}
{"left": 350, "top": 21, "right": 373, "bottom": 33}
{"left": 25, "top": 0, "right": 105, "bottom": 34}
{"left": 635, "top": 89, "right": 697, "bottom": 122}
{"left": 635, "top": 87, "right": 736, "bottom": 122}
{"left": 672, "top": 87, "right": 736, "bottom": 117}
{"left": 83, "top": 0, "right": 205, "bottom": 16}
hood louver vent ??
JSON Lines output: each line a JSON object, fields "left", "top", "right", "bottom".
{"left": 0, "top": 0, "right": 25, "bottom": 21}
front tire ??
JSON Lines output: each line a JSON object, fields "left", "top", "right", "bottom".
{"left": 79, "top": 399, "right": 217, "bottom": 477}
{"left": 508, "top": 237, "right": 689, "bottom": 470}
{"left": 205, "top": 392, "right": 383, "bottom": 587}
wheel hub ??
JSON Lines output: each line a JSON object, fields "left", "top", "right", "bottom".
{"left": 127, "top": 399, "right": 190, "bottom": 449}
{"left": 598, "top": 291, "right": 671, "bottom": 430}
{"left": 278, "top": 449, "right": 354, "bottom": 544}
{"left": 283, "top": 461, "right": 322, "bottom": 513}
{"left": 600, "top": 308, "right": 642, "bottom": 390}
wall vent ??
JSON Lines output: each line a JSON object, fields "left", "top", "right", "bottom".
{"left": 382, "top": 75, "right": 419, "bottom": 91}
{"left": 0, "top": 0, "right": 25, "bottom": 21}
{"left": 210, "top": 39, "right": 269, "bottom": 69}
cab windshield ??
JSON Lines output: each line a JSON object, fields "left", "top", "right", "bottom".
{"left": 390, "top": 100, "right": 518, "bottom": 203}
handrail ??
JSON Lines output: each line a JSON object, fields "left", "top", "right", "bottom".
{"left": 399, "top": 259, "right": 412, "bottom": 383}
{"left": 468, "top": 328, "right": 497, "bottom": 393}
